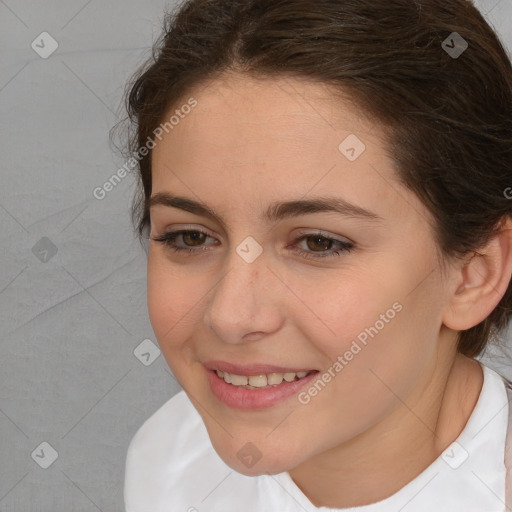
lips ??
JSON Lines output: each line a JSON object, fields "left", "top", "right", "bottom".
{"left": 203, "top": 360, "right": 317, "bottom": 376}
{"left": 206, "top": 366, "right": 321, "bottom": 409}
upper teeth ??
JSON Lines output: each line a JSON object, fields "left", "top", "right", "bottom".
{"left": 216, "top": 370, "right": 309, "bottom": 387}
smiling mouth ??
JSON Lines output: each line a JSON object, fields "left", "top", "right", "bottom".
{"left": 214, "top": 369, "right": 319, "bottom": 389}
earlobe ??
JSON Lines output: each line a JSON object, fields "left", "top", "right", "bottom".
{"left": 443, "top": 217, "right": 512, "bottom": 331}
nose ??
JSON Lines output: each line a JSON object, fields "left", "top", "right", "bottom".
{"left": 203, "top": 251, "right": 283, "bottom": 344}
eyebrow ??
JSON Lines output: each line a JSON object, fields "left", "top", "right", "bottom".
{"left": 149, "top": 192, "right": 384, "bottom": 228}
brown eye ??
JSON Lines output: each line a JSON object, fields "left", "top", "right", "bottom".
{"left": 151, "top": 229, "right": 217, "bottom": 254}
{"left": 304, "top": 235, "right": 334, "bottom": 252}
{"left": 291, "top": 232, "right": 355, "bottom": 260}
{"left": 182, "top": 231, "right": 207, "bottom": 246}
{"left": 152, "top": 229, "right": 354, "bottom": 260}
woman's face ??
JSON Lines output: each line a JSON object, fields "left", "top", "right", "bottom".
{"left": 148, "top": 73, "right": 457, "bottom": 476}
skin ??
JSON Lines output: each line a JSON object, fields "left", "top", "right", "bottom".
{"left": 147, "top": 72, "right": 512, "bottom": 508}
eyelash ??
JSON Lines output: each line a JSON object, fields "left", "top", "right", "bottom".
{"left": 151, "top": 229, "right": 354, "bottom": 260}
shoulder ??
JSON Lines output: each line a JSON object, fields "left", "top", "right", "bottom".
{"left": 124, "top": 390, "right": 212, "bottom": 510}
{"left": 126, "top": 389, "right": 204, "bottom": 458}
{"left": 123, "top": 390, "right": 280, "bottom": 512}
{"left": 493, "top": 366, "right": 512, "bottom": 508}
{"left": 482, "top": 362, "right": 512, "bottom": 412}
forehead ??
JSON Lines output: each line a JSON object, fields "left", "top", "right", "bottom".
{"left": 149, "top": 73, "right": 424, "bottom": 226}
{"left": 153, "top": 75, "right": 384, "bottom": 174}
{"left": 157, "top": 73, "right": 381, "bottom": 152}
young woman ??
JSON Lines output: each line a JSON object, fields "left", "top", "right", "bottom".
{"left": 122, "top": 0, "right": 512, "bottom": 510}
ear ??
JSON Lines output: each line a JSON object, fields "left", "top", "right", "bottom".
{"left": 443, "top": 216, "right": 512, "bottom": 331}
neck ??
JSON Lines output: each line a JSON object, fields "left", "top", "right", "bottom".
{"left": 288, "top": 331, "right": 483, "bottom": 509}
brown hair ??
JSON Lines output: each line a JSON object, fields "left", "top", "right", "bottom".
{"left": 122, "top": 0, "right": 512, "bottom": 357}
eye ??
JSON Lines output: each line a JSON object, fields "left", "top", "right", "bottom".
{"left": 151, "top": 229, "right": 355, "bottom": 259}
{"left": 289, "top": 232, "right": 354, "bottom": 260}
{"left": 151, "top": 229, "right": 216, "bottom": 254}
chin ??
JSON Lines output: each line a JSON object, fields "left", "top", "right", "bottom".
{"left": 212, "top": 441, "right": 298, "bottom": 477}
{"left": 228, "top": 458, "right": 291, "bottom": 477}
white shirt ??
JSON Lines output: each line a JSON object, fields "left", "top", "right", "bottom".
{"left": 124, "top": 363, "right": 509, "bottom": 512}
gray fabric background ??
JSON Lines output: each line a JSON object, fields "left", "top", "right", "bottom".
{"left": 0, "top": 0, "right": 511, "bottom": 510}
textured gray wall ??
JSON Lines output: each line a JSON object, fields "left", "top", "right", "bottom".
{"left": 0, "top": 0, "right": 511, "bottom": 511}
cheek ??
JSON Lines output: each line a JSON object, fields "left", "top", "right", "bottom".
{"left": 288, "top": 267, "right": 399, "bottom": 358}
{"left": 147, "top": 259, "right": 170, "bottom": 335}
{"left": 146, "top": 255, "right": 198, "bottom": 348}
{"left": 287, "top": 268, "right": 421, "bottom": 423}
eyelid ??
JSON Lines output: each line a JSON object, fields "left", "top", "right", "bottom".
{"left": 153, "top": 223, "right": 216, "bottom": 238}
{"left": 152, "top": 225, "right": 353, "bottom": 245}
{"left": 293, "top": 227, "right": 353, "bottom": 244}
{"left": 152, "top": 226, "right": 356, "bottom": 262}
